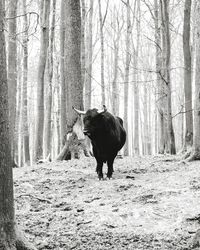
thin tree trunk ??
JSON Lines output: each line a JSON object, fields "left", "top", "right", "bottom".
{"left": 159, "top": 0, "right": 168, "bottom": 154}
{"left": 123, "top": 0, "right": 131, "bottom": 156}
{"left": 44, "top": 0, "right": 56, "bottom": 159}
{"left": 54, "top": 60, "right": 61, "bottom": 154}
{"left": 7, "top": 0, "right": 17, "bottom": 161}
{"left": 188, "top": 1, "right": 200, "bottom": 161}
{"left": 163, "top": 0, "right": 176, "bottom": 154}
{"left": 183, "top": 0, "right": 193, "bottom": 150}
{"left": 133, "top": 0, "right": 140, "bottom": 155}
{"left": 111, "top": 7, "right": 121, "bottom": 116}
{"left": 84, "top": 0, "right": 93, "bottom": 110}
{"left": 16, "top": 46, "right": 23, "bottom": 167}
{"left": 22, "top": 0, "right": 30, "bottom": 165}
{"left": 81, "top": 0, "right": 86, "bottom": 90}
{"left": 160, "top": 0, "right": 176, "bottom": 154}
{"left": 34, "top": 0, "right": 50, "bottom": 161}
{"left": 98, "top": 0, "right": 106, "bottom": 106}
{"left": 60, "top": 0, "right": 66, "bottom": 145}
{"left": 154, "top": 0, "right": 164, "bottom": 154}
{"left": 148, "top": 85, "right": 152, "bottom": 154}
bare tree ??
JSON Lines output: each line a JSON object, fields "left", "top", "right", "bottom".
{"left": 21, "top": 0, "right": 30, "bottom": 165}
{"left": 123, "top": 0, "right": 131, "bottom": 156}
{"left": 188, "top": 0, "right": 200, "bottom": 161}
{"left": 57, "top": 0, "right": 87, "bottom": 160}
{"left": 183, "top": 0, "right": 193, "bottom": 151}
{"left": 153, "top": 0, "right": 164, "bottom": 153}
{"left": 84, "top": 0, "right": 93, "bottom": 110}
{"left": 98, "top": 0, "right": 109, "bottom": 106}
{"left": 44, "top": 0, "right": 56, "bottom": 159}
{"left": 111, "top": 6, "right": 122, "bottom": 116}
{"left": 7, "top": 0, "right": 17, "bottom": 162}
{"left": 133, "top": 0, "right": 140, "bottom": 155}
{"left": 34, "top": 0, "right": 50, "bottom": 161}
{"left": 0, "top": 1, "right": 36, "bottom": 248}
{"left": 60, "top": 0, "right": 66, "bottom": 146}
{"left": 160, "top": 0, "right": 176, "bottom": 154}
{"left": 81, "top": 0, "right": 86, "bottom": 89}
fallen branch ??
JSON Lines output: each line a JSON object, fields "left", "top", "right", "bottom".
{"left": 77, "top": 221, "right": 92, "bottom": 226}
{"left": 17, "top": 194, "right": 51, "bottom": 204}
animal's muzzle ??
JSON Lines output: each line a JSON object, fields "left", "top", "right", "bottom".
{"left": 83, "top": 130, "right": 89, "bottom": 135}
{"left": 83, "top": 130, "right": 91, "bottom": 137}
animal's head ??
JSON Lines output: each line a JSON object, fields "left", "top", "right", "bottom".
{"left": 73, "top": 105, "right": 107, "bottom": 139}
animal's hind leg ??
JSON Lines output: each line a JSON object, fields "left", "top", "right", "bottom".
{"left": 96, "top": 160, "right": 103, "bottom": 180}
{"left": 107, "top": 157, "right": 115, "bottom": 179}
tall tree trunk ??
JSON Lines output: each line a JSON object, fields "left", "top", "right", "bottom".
{"left": 7, "top": 0, "right": 17, "bottom": 161}
{"left": 0, "top": 1, "right": 15, "bottom": 247}
{"left": 84, "top": 0, "right": 93, "bottom": 110}
{"left": 57, "top": 0, "right": 87, "bottom": 160}
{"left": 65, "top": 0, "right": 83, "bottom": 125}
{"left": 148, "top": 85, "right": 152, "bottom": 154}
{"left": 188, "top": 1, "right": 200, "bottom": 161}
{"left": 154, "top": 0, "right": 164, "bottom": 154}
{"left": 98, "top": 0, "right": 106, "bottom": 106}
{"left": 111, "top": 7, "right": 121, "bottom": 116}
{"left": 0, "top": 2, "right": 36, "bottom": 249}
{"left": 123, "top": 0, "right": 131, "bottom": 156}
{"left": 160, "top": 0, "right": 176, "bottom": 154}
{"left": 111, "top": 43, "right": 119, "bottom": 116}
{"left": 81, "top": 0, "right": 86, "bottom": 90}
{"left": 183, "top": 0, "right": 193, "bottom": 150}
{"left": 133, "top": 0, "right": 140, "bottom": 155}
{"left": 44, "top": 0, "right": 56, "bottom": 159}
{"left": 60, "top": 0, "right": 66, "bottom": 146}
{"left": 21, "top": 0, "right": 30, "bottom": 165}
{"left": 54, "top": 60, "right": 61, "bottom": 153}
{"left": 34, "top": 0, "right": 50, "bottom": 161}
{"left": 16, "top": 46, "right": 23, "bottom": 167}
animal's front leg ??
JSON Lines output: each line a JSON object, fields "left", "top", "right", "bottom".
{"left": 96, "top": 160, "right": 103, "bottom": 180}
{"left": 107, "top": 157, "right": 115, "bottom": 179}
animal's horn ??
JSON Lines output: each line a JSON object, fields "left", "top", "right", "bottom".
{"left": 97, "top": 105, "right": 107, "bottom": 114}
{"left": 72, "top": 106, "right": 86, "bottom": 115}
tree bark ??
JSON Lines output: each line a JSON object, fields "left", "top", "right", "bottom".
{"left": 7, "top": 0, "right": 17, "bottom": 161}
{"left": 44, "top": 0, "right": 56, "bottom": 159}
{"left": 34, "top": 0, "right": 50, "bottom": 161}
{"left": 84, "top": 0, "right": 93, "bottom": 110}
{"left": 123, "top": 0, "right": 131, "bottom": 156}
{"left": 183, "top": 0, "right": 193, "bottom": 150}
{"left": 58, "top": 0, "right": 87, "bottom": 160}
{"left": 60, "top": 0, "right": 67, "bottom": 146}
{"left": 98, "top": 0, "right": 106, "bottom": 106}
{"left": 188, "top": 1, "right": 200, "bottom": 161}
{"left": 81, "top": 0, "right": 86, "bottom": 91}
{"left": 0, "top": 1, "right": 15, "bottom": 247}
{"left": 21, "top": 0, "right": 30, "bottom": 165}
{"left": 16, "top": 46, "right": 23, "bottom": 167}
{"left": 154, "top": 0, "right": 165, "bottom": 154}
{"left": 0, "top": 2, "right": 36, "bottom": 248}
{"left": 111, "top": 7, "right": 121, "bottom": 116}
{"left": 160, "top": 0, "right": 176, "bottom": 154}
{"left": 133, "top": 0, "right": 140, "bottom": 156}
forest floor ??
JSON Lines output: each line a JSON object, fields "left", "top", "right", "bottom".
{"left": 14, "top": 155, "right": 200, "bottom": 250}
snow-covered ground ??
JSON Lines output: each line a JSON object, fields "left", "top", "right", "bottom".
{"left": 14, "top": 156, "right": 200, "bottom": 249}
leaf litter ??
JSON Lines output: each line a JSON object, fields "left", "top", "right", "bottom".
{"left": 14, "top": 156, "right": 200, "bottom": 249}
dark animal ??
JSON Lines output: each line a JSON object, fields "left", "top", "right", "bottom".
{"left": 73, "top": 105, "right": 126, "bottom": 180}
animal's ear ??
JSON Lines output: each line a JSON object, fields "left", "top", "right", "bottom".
{"left": 97, "top": 105, "right": 107, "bottom": 114}
{"left": 72, "top": 106, "right": 86, "bottom": 115}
